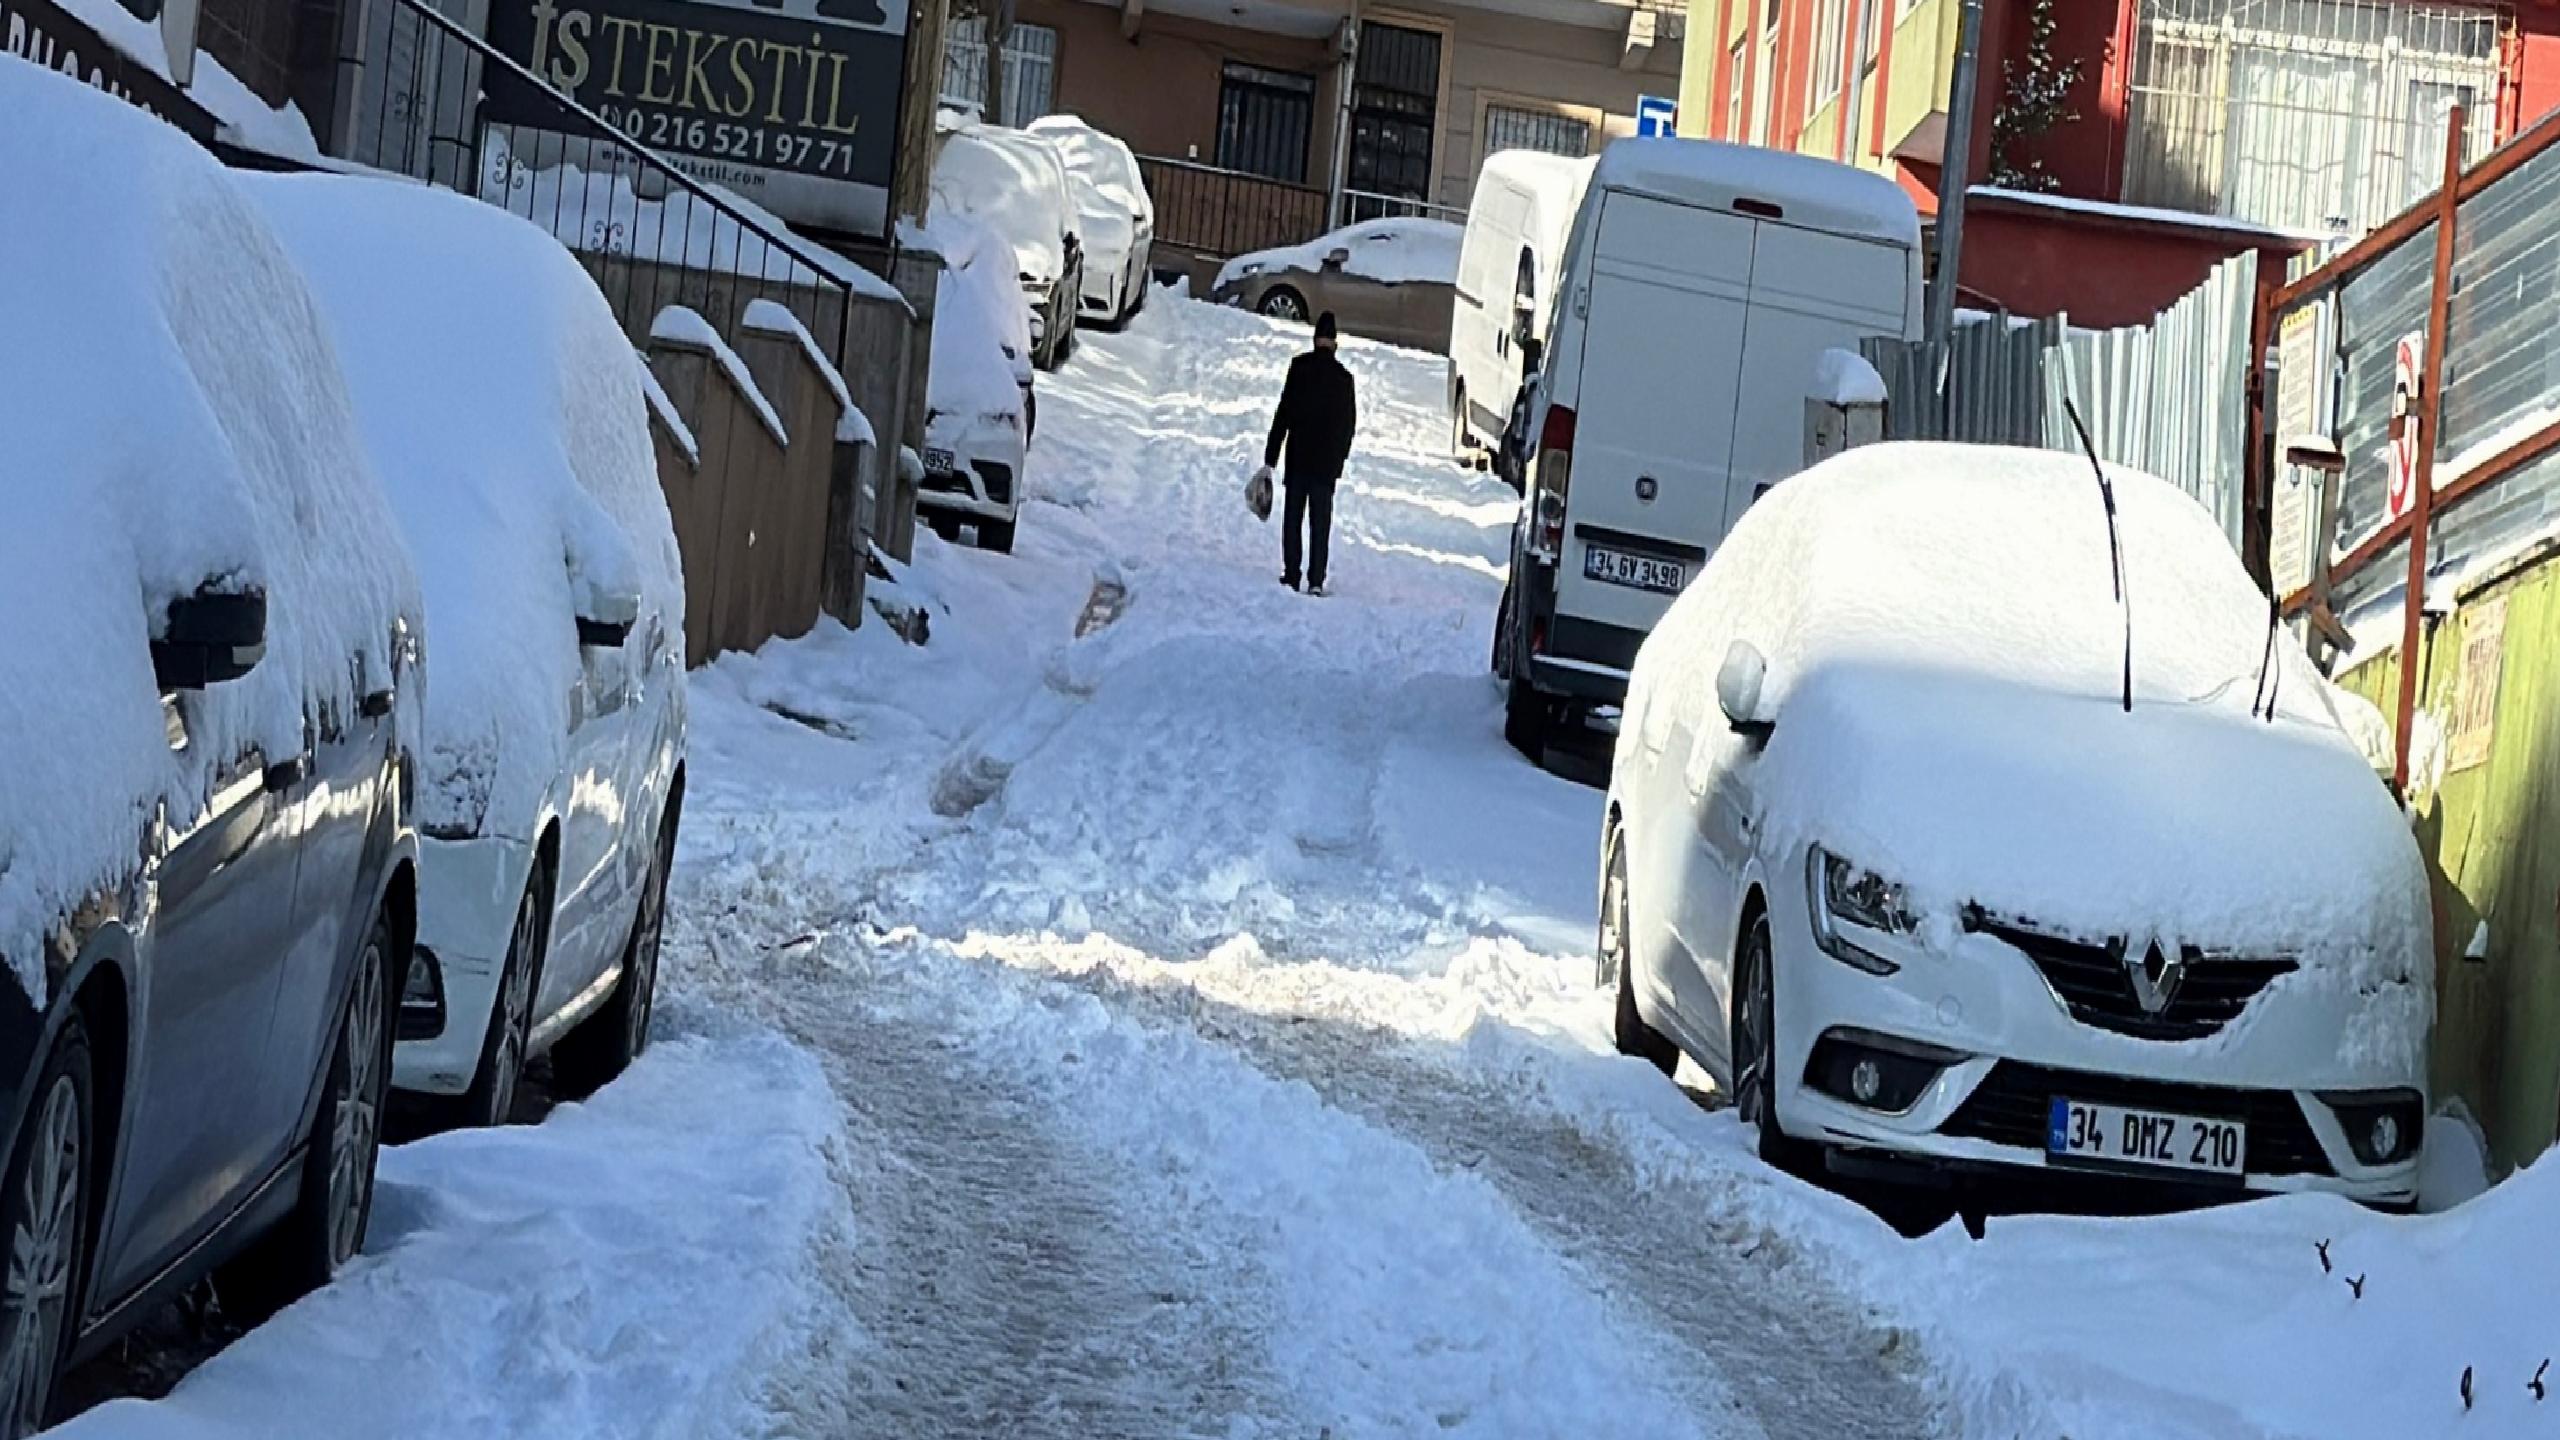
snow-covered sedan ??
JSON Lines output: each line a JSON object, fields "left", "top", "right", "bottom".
{"left": 0, "top": 62, "right": 421, "bottom": 1433}
{"left": 931, "top": 116, "right": 1085, "bottom": 371}
{"left": 1602, "top": 442, "right": 2432, "bottom": 1206}
{"left": 1210, "top": 217, "right": 1462, "bottom": 352}
{"left": 918, "top": 213, "right": 1038, "bottom": 554}
{"left": 257, "top": 176, "right": 687, "bottom": 1129}
{"left": 1028, "top": 115, "right": 1154, "bottom": 326}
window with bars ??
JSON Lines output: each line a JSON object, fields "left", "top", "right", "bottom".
{"left": 1349, "top": 21, "right": 1443, "bottom": 201}
{"left": 1483, "top": 103, "right": 1592, "bottom": 161}
{"left": 1217, "top": 62, "right": 1316, "bottom": 182}
{"left": 941, "top": 16, "right": 1059, "bottom": 127}
{"left": 2122, "top": 0, "right": 2504, "bottom": 237}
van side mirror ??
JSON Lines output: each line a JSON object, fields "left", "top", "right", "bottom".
{"left": 1717, "top": 640, "right": 1772, "bottom": 739}
{"left": 153, "top": 588, "right": 266, "bottom": 691}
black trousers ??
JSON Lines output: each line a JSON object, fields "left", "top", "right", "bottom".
{"left": 1282, "top": 474, "right": 1337, "bottom": 587}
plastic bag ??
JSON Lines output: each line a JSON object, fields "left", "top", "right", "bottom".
{"left": 1245, "top": 465, "right": 1274, "bottom": 522}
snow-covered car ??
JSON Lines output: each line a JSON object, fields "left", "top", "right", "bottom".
{"left": 255, "top": 176, "right": 687, "bottom": 1129}
{"left": 1027, "top": 115, "right": 1155, "bottom": 326}
{"left": 931, "top": 116, "right": 1085, "bottom": 371}
{"left": 1601, "top": 442, "right": 2433, "bottom": 1207}
{"left": 918, "top": 214, "right": 1037, "bottom": 553}
{"left": 1209, "top": 217, "right": 1462, "bottom": 352}
{"left": 0, "top": 59, "right": 422, "bottom": 1431}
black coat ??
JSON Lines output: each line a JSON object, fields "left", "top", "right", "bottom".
{"left": 1264, "top": 349, "right": 1358, "bottom": 485}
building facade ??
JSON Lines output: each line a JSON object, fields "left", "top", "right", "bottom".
{"left": 1677, "top": 0, "right": 2560, "bottom": 321}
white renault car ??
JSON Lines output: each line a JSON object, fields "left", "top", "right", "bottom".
{"left": 1028, "top": 115, "right": 1154, "bottom": 326}
{"left": 258, "top": 175, "right": 687, "bottom": 1127}
{"left": 1602, "top": 441, "right": 2432, "bottom": 1205}
{"left": 918, "top": 213, "right": 1037, "bottom": 553}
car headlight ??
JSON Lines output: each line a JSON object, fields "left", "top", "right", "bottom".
{"left": 1807, "top": 846, "right": 1912, "bottom": 976}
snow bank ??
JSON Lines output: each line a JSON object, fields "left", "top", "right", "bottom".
{"left": 253, "top": 174, "right": 683, "bottom": 842}
{"left": 56, "top": 1019, "right": 848, "bottom": 1440}
{"left": 1217, "top": 218, "right": 1464, "bottom": 293}
{"left": 1810, "top": 347, "right": 1886, "bottom": 406}
{"left": 1632, "top": 443, "right": 2429, "bottom": 1029}
{"left": 0, "top": 57, "right": 418, "bottom": 998}
{"left": 929, "top": 122, "right": 1074, "bottom": 285}
{"left": 652, "top": 305, "right": 790, "bottom": 448}
{"left": 1594, "top": 136, "right": 1920, "bottom": 249}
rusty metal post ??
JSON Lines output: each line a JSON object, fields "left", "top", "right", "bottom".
{"left": 2243, "top": 273, "right": 2276, "bottom": 591}
{"left": 2393, "top": 106, "right": 2468, "bottom": 799}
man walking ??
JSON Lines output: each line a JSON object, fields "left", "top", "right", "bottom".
{"left": 1257, "top": 311, "right": 1357, "bottom": 594}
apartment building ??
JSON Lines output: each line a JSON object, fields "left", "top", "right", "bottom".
{"left": 1677, "top": 0, "right": 2560, "bottom": 322}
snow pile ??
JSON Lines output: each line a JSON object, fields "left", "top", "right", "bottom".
{"left": 51, "top": 0, "right": 324, "bottom": 160}
{"left": 1630, "top": 442, "right": 2429, "bottom": 1045}
{"left": 740, "top": 296, "right": 873, "bottom": 444}
{"left": 652, "top": 306, "right": 790, "bottom": 447}
{"left": 1026, "top": 115, "right": 1153, "bottom": 223}
{"left": 1216, "top": 217, "right": 1464, "bottom": 293}
{"left": 929, "top": 121, "right": 1074, "bottom": 286}
{"left": 1810, "top": 347, "right": 1887, "bottom": 405}
{"left": 56, "top": 1019, "right": 850, "bottom": 1440}
{"left": 922, "top": 215, "right": 1031, "bottom": 427}
{"left": 253, "top": 174, "right": 682, "bottom": 841}
{"left": 0, "top": 58, "right": 417, "bottom": 997}
{"left": 1593, "top": 136, "right": 1921, "bottom": 249}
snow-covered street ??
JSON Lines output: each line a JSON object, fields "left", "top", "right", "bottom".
{"left": 51, "top": 293, "right": 2560, "bottom": 1440}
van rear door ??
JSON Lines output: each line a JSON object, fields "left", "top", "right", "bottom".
{"left": 1554, "top": 190, "right": 1753, "bottom": 657}
{"left": 1721, "top": 224, "right": 1911, "bottom": 531}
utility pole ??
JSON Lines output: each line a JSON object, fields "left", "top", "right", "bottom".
{"left": 1926, "top": 0, "right": 1984, "bottom": 350}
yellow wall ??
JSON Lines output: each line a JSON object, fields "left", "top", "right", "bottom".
{"left": 1678, "top": 0, "right": 1720, "bottom": 137}
{"left": 1878, "top": 0, "right": 1954, "bottom": 162}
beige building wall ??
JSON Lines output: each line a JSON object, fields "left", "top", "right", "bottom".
{"left": 1021, "top": 0, "right": 1343, "bottom": 181}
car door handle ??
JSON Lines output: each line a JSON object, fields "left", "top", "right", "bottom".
{"left": 360, "top": 687, "right": 395, "bottom": 719}
{"left": 263, "top": 755, "right": 310, "bottom": 793}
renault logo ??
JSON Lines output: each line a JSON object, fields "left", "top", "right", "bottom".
{"left": 2124, "top": 936, "right": 2187, "bottom": 1015}
{"left": 1635, "top": 475, "right": 1659, "bottom": 503}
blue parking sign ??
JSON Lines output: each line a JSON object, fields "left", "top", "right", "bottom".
{"left": 1637, "top": 95, "right": 1677, "bottom": 138}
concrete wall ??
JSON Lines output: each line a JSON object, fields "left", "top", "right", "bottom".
{"left": 2342, "top": 565, "right": 2560, "bottom": 1177}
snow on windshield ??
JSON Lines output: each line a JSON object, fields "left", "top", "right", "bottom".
{"left": 253, "top": 173, "right": 682, "bottom": 841}
{"left": 1217, "top": 219, "right": 1464, "bottom": 293}
{"left": 0, "top": 58, "right": 418, "bottom": 997}
{"left": 931, "top": 125, "right": 1072, "bottom": 284}
{"left": 1028, "top": 116, "right": 1152, "bottom": 224}
{"left": 922, "top": 214, "right": 1032, "bottom": 424}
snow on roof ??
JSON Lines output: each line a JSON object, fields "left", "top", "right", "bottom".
{"left": 0, "top": 57, "right": 419, "bottom": 995}
{"left": 1591, "top": 137, "right": 1920, "bottom": 250}
{"left": 254, "top": 173, "right": 684, "bottom": 841}
{"left": 1810, "top": 348, "right": 1886, "bottom": 406}
{"left": 1216, "top": 218, "right": 1464, "bottom": 294}
{"left": 1969, "top": 185, "right": 2334, "bottom": 246}
{"left": 53, "top": 0, "right": 323, "bottom": 160}
{"left": 1480, "top": 148, "right": 1597, "bottom": 230}
{"left": 639, "top": 354, "right": 701, "bottom": 466}
{"left": 741, "top": 297, "right": 854, "bottom": 422}
{"left": 1631, "top": 442, "right": 2426, "bottom": 991}
{"left": 836, "top": 405, "right": 877, "bottom": 447}
{"left": 930, "top": 123, "right": 1075, "bottom": 285}
{"left": 651, "top": 306, "right": 791, "bottom": 449}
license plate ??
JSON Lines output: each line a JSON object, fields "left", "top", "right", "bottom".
{"left": 1582, "top": 543, "right": 1686, "bottom": 595}
{"left": 2047, "top": 1097, "right": 2246, "bottom": 1178}
{"left": 922, "top": 447, "right": 957, "bottom": 474}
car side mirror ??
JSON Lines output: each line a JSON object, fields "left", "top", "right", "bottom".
{"left": 153, "top": 587, "right": 266, "bottom": 691}
{"left": 1717, "top": 640, "right": 1773, "bottom": 739}
{"left": 576, "top": 586, "right": 641, "bottom": 648}
{"left": 1323, "top": 247, "right": 1350, "bottom": 270}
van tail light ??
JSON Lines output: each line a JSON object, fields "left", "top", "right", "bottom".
{"left": 1535, "top": 403, "right": 1576, "bottom": 557}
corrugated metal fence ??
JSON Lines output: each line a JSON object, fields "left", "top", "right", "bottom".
{"left": 1862, "top": 251, "right": 2259, "bottom": 548}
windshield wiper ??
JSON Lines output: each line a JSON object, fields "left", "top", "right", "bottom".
{"left": 2249, "top": 591, "right": 2283, "bottom": 723}
{"left": 2061, "top": 398, "right": 2133, "bottom": 714}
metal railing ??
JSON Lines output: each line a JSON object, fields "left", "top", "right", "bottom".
{"left": 1137, "top": 154, "right": 1329, "bottom": 260}
{"left": 337, "top": 0, "right": 870, "bottom": 359}
{"left": 1342, "top": 188, "right": 1467, "bottom": 226}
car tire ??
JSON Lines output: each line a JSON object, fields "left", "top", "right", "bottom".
{"left": 1503, "top": 665, "right": 1550, "bottom": 760}
{"left": 433, "top": 875, "right": 543, "bottom": 1131}
{"left": 1598, "top": 829, "right": 1678, "bottom": 1076}
{"left": 979, "top": 518, "right": 1017, "bottom": 554}
{"left": 1492, "top": 581, "right": 1515, "bottom": 679}
{"left": 1259, "top": 287, "right": 1308, "bottom": 324}
{"left": 221, "top": 909, "right": 394, "bottom": 1325}
{"left": 1734, "top": 912, "right": 1817, "bottom": 1174}
{"left": 555, "top": 808, "right": 672, "bottom": 1096}
{"left": 1451, "top": 382, "right": 1470, "bottom": 459}
{"left": 0, "top": 1017, "right": 95, "bottom": 1439}
{"left": 928, "top": 514, "right": 961, "bottom": 543}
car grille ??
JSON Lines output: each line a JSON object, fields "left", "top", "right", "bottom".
{"left": 1941, "top": 1061, "right": 2335, "bottom": 1177}
{"left": 1968, "top": 913, "right": 2296, "bottom": 1041}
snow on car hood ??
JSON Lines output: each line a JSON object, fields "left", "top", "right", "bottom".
{"left": 930, "top": 124, "right": 1072, "bottom": 284}
{"left": 923, "top": 214, "right": 1031, "bottom": 426}
{"left": 1634, "top": 442, "right": 2427, "bottom": 1004}
{"left": 252, "top": 175, "right": 684, "bottom": 841}
{"left": 0, "top": 58, "right": 418, "bottom": 997}
{"left": 1215, "top": 218, "right": 1463, "bottom": 294}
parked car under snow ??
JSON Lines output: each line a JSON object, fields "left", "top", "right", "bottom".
{"left": 931, "top": 117, "right": 1085, "bottom": 371}
{"left": 256, "top": 176, "right": 689, "bottom": 1130}
{"left": 918, "top": 213, "right": 1038, "bottom": 554}
{"left": 1210, "top": 217, "right": 1462, "bottom": 352}
{"left": 1601, "top": 441, "right": 2433, "bottom": 1207}
{"left": 1028, "top": 115, "right": 1155, "bottom": 327}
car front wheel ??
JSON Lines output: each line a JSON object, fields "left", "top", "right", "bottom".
{"left": 1259, "top": 287, "right": 1308, "bottom": 324}
{"left": 557, "top": 808, "right": 672, "bottom": 1093}
{"left": 1599, "top": 830, "right": 1678, "bottom": 1075}
{"left": 1734, "top": 912, "right": 1815, "bottom": 1173}
{"left": 438, "top": 877, "right": 542, "bottom": 1130}
{"left": 0, "top": 1019, "right": 93, "bottom": 1440}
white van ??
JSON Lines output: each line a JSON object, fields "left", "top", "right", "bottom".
{"left": 1449, "top": 149, "right": 1595, "bottom": 456}
{"left": 1495, "top": 138, "right": 1921, "bottom": 755}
